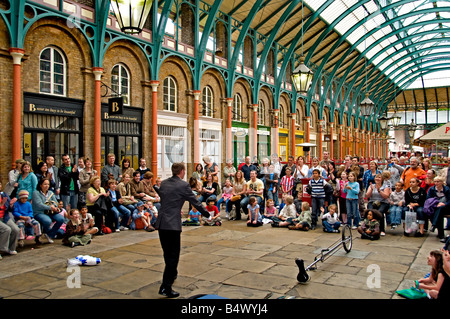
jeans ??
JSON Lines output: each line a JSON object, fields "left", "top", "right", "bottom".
{"left": 216, "top": 197, "right": 230, "bottom": 212}
{"left": 34, "top": 212, "right": 65, "bottom": 239}
{"left": 267, "top": 189, "right": 279, "bottom": 207}
{"left": 323, "top": 220, "right": 341, "bottom": 232}
{"left": 61, "top": 190, "right": 78, "bottom": 211}
{"left": 311, "top": 197, "right": 325, "bottom": 227}
{"left": 198, "top": 194, "right": 217, "bottom": 203}
{"left": 390, "top": 205, "right": 403, "bottom": 225}
{"left": 111, "top": 204, "right": 131, "bottom": 229}
{"left": 346, "top": 198, "right": 360, "bottom": 227}
{"left": 430, "top": 205, "right": 450, "bottom": 238}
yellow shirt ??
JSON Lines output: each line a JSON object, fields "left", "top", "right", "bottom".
{"left": 86, "top": 187, "right": 106, "bottom": 206}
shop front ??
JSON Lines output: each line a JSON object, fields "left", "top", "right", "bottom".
{"left": 232, "top": 121, "right": 249, "bottom": 167}
{"left": 101, "top": 104, "right": 143, "bottom": 168}
{"left": 23, "top": 92, "right": 84, "bottom": 168}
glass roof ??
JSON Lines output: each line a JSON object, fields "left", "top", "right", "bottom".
{"left": 304, "top": 0, "right": 450, "bottom": 89}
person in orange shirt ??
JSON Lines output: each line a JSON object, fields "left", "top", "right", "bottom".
{"left": 400, "top": 157, "right": 426, "bottom": 190}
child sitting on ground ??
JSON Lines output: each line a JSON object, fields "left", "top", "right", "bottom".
{"left": 320, "top": 204, "right": 341, "bottom": 233}
{"left": 358, "top": 209, "right": 382, "bottom": 240}
{"left": 182, "top": 207, "right": 202, "bottom": 226}
{"left": 79, "top": 204, "right": 98, "bottom": 235}
{"left": 145, "top": 201, "right": 158, "bottom": 227}
{"left": 415, "top": 250, "right": 445, "bottom": 297}
{"left": 132, "top": 201, "right": 154, "bottom": 232}
{"left": 62, "top": 208, "right": 95, "bottom": 247}
{"left": 203, "top": 198, "right": 221, "bottom": 226}
{"left": 263, "top": 199, "right": 277, "bottom": 222}
{"left": 289, "top": 201, "right": 312, "bottom": 231}
{"left": 247, "top": 196, "right": 263, "bottom": 227}
{"left": 272, "top": 195, "right": 298, "bottom": 227}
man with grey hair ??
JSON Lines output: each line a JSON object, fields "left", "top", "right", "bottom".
{"left": 400, "top": 156, "right": 425, "bottom": 190}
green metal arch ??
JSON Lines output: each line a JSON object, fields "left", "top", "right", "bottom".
{"left": 326, "top": 19, "right": 450, "bottom": 117}
{"left": 338, "top": 34, "right": 450, "bottom": 129}
{"left": 305, "top": 0, "right": 374, "bottom": 116}
{"left": 373, "top": 48, "right": 450, "bottom": 109}
{"left": 275, "top": 0, "right": 335, "bottom": 114}
{"left": 252, "top": 0, "right": 302, "bottom": 105}
{"left": 369, "top": 37, "right": 450, "bottom": 113}
{"left": 376, "top": 61, "right": 450, "bottom": 113}
{"left": 226, "top": 0, "right": 265, "bottom": 98}
{"left": 321, "top": 6, "right": 450, "bottom": 119}
{"left": 194, "top": 0, "right": 223, "bottom": 90}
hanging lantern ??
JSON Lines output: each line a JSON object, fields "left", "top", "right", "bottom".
{"left": 389, "top": 112, "right": 401, "bottom": 127}
{"left": 291, "top": 56, "right": 314, "bottom": 94}
{"left": 378, "top": 113, "right": 389, "bottom": 131}
{"left": 110, "top": 0, "right": 153, "bottom": 34}
{"left": 360, "top": 92, "right": 375, "bottom": 117}
{"left": 408, "top": 119, "right": 417, "bottom": 139}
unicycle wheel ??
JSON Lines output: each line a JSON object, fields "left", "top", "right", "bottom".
{"left": 342, "top": 224, "right": 353, "bottom": 253}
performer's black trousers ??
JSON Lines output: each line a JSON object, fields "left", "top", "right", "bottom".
{"left": 158, "top": 229, "right": 181, "bottom": 289}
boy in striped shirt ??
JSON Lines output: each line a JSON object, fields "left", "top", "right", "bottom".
{"left": 309, "top": 169, "right": 327, "bottom": 230}
{"left": 280, "top": 167, "right": 295, "bottom": 200}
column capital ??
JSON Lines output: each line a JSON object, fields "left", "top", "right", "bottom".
{"left": 226, "top": 97, "right": 233, "bottom": 107}
{"left": 92, "top": 67, "right": 103, "bottom": 81}
{"left": 193, "top": 90, "right": 201, "bottom": 100}
{"left": 9, "top": 48, "right": 25, "bottom": 65}
{"left": 150, "top": 80, "right": 159, "bottom": 92}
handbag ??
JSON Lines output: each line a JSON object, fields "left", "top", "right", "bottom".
{"left": 231, "top": 195, "right": 241, "bottom": 202}
{"left": 332, "top": 187, "right": 340, "bottom": 198}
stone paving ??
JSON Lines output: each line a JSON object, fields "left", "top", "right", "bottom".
{"left": 0, "top": 210, "right": 447, "bottom": 300}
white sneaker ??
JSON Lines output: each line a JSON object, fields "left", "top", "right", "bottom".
{"left": 380, "top": 232, "right": 386, "bottom": 236}
{"left": 119, "top": 226, "right": 128, "bottom": 231}
{"left": 44, "top": 234, "right": 54, "bottom": 243}
{"left": 8, "top": 250, "right": 17, "bottom": 255}
{"left": 115, "top": 229, "right": 120, "bottom": 232}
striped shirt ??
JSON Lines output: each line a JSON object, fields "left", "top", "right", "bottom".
{"left": 309, "top": 178, "right": 327, "bottom": 198}
{"left": 280, "top": 175, "right": 295, "bottom": 195}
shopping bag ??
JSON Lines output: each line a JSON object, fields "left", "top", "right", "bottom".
{"left": 404, "top": 210, "right": 418, "bottom": 234}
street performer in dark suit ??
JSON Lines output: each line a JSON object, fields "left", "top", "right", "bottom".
{"left": 155, "top": 162, "right": 210, "bottom": 298}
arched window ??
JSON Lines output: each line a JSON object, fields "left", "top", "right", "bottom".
{"left": 39, "top": 47, "right": 66, "bottom": 96}
{"left": 111, "top": 64, "right": 130, "bottom": 105}
{"left": 233, "top": 93, "right": 242, "bottom": 121}
{"left": 163, "top": 76, "right": 177, "bottom": 112}
{"left": 258, "top": 100, "right": 265, "bottom": 125}
{"left": 202, "top": 86, "right": 214, "bottom": 117}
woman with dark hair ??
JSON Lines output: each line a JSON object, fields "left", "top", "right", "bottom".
{"left": 404, "top": 177, "right": 427, "bottom": 237}
{"left": 121, "top": 157, "right": 134, "bottom": 178}
{"left": 35, "top": 161, "right": 57, "bottom": 193}
{"left": 32, "top": 178, "right": 63, "bottom": 243}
